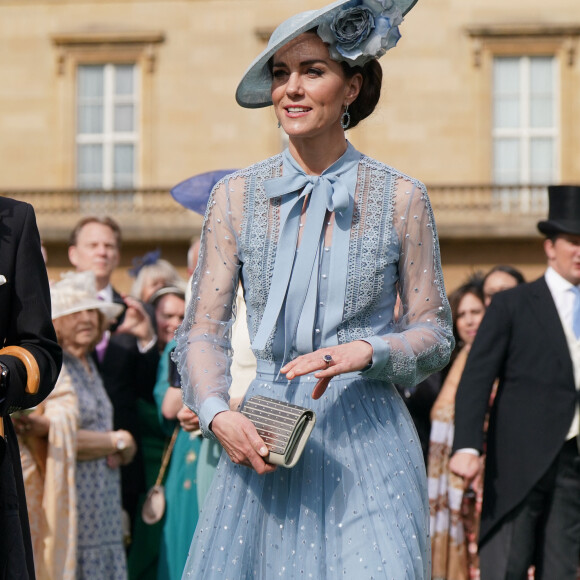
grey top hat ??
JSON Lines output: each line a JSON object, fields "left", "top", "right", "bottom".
{"left": 537, "top": 185, "right": 580, "bottom": 236}
{"left": 236, "top": 0, "right": 419, "bottom": 109}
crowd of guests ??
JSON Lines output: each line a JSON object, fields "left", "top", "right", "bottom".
{"left": 8, "top": 211, "right": 578, "bottom": 579}
{"left": 12, "top": 214, "right": 257, "bottom": 580}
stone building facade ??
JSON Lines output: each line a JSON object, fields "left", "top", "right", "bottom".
{"left": 1, "top": 0, "right": 579, "bottom": 290}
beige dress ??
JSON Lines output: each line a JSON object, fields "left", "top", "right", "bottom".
{"left": 19, "top": 364, "right": 78, "bottom": 580}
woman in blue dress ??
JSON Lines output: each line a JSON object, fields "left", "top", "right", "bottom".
{"left": 174, "top": 1, "right": 453, "bottom": 577}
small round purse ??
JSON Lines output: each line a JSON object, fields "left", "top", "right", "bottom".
{"left": 141, "top": 425, "right": 179, "bottom": 525}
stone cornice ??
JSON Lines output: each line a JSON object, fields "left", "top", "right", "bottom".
{"left": 51, "top": 30, "right": 165, "bottom": 74}
{"left": 465, "top": 23, "right": 580, "bottom": 66}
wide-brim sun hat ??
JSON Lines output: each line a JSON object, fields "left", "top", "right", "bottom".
{"left": 51, "top": 271, "right": 125, "bottom": 321}
{"left": 236, "top": 0, "right": 419, "bottom": 109}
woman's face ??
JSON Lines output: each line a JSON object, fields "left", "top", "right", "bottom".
{"left": 55, "top": 309, "right": 100, "bottom": 355}
{"left": 271, "top": 33, "right": 361, "bottom": 142}
{"left": 482, "top": 271, "right": 519, "bottom": 306}
{"left": 455, "top": 293, "right": 485, "bottom": 346}
{"left": 155, "top": 294, "right": 185, "bottom": 348}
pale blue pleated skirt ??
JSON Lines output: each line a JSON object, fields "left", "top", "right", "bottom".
{"left": 182, "top": 362, "right": 430, "bottom": 580}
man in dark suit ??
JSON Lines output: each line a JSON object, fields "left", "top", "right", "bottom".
{"left": 68, "top": 216, "right": 159, "bottom": 532}
{"left": 0, "top": 197, "right": 62, "bottom": 578}
{"left": 450, "top": 185, "right": 580, "bottom": 579}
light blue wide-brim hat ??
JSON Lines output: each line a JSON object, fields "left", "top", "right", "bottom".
{"left": 236, "top": 0, "right": 419, "bottom": 109}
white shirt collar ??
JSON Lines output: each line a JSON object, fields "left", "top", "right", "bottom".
{"left": 544, "top": 266, "right": 580, "bottom": 328}
{"left": 97, "top": 284, "right": 114, "bottom": 303}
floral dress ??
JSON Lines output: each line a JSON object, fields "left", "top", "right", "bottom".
{"left": 69, "top": 353, "right": 127, "bottom": 579}
{"left": 174, "top": 143, "right": 454, "bottom": 579}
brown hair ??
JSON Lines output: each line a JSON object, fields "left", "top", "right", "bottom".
{"left": 340, "top": 59, "right": 383, "bottom": 129}
{"left": 448, "top": 274, "right": 485, "bottom": 348}
{"left": 69, "top": 216, "right": 122, "bottom": 248}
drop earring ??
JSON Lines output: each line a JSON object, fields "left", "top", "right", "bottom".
{"left": 277, "top": 120, "right": 281, "bottom": 129}
{"left": 340, "top": 104, "right": 350, "bottom": 130}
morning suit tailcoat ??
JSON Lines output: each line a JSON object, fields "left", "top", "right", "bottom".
{"left": 0, "top": 198, "right": 62, "bottom": 579}
{"left": 452, "top": 277, "right": 578, "bottom": 545}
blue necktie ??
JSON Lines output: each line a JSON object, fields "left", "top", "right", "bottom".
{"left": 571, "top": 286, "right": 580, "bottom": 339}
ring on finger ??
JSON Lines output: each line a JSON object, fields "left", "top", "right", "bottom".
{"left": 323, "top": 354, "right": 333, "bottom": 366}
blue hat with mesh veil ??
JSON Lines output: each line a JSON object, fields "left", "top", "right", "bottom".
{"left": 170, "top": 169, "right": 237, "bottom": 216}
{"left": 236, "top": 0, "right": 419, "bottom": 109}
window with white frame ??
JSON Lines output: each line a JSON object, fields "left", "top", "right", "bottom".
{"left": 76, "top": 63, "right": 139, "bottom": 189}
{"left": 492, "top": 55, "right": 558, "bottom": 186}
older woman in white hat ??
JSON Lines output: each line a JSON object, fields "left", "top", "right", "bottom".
{"left": 15, "top": 271, "right": 136, "bottom": 579}
{"left": 174, "top": 1, "right": 453, "bottom": 577}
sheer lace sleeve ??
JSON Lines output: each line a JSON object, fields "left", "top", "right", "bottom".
{"left": 361, "top": 177, "right": 454, "bottom": 386}
{"left": 174, "top": 175, "right": 244, "bottom": 437}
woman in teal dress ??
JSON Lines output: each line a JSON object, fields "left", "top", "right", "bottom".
{"left": 175, "top": 1, "right": 454, "bottom": 577}
{"left": 153, "top": 340, "right": 202, "bottom": 580}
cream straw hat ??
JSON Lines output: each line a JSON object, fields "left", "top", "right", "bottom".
{"left": 51, "top": 271, "right": 125, "bottom": 321}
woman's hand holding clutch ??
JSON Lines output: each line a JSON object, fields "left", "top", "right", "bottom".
{"left": 211, "top": 410, "right": 277, "bottom": 475}
{"left": 280, "top": 340, "right": 373, "bottom": 400}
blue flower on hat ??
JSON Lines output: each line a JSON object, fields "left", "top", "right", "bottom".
{"left": 317, "top": 0, "right": 403, "bottom": 67}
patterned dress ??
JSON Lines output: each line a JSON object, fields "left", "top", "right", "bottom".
{"left": 153, "top": 341, "right": 202, "bottom": 580}
{"left": 69, "top": 353, "right": 127, "bottom": 579}
{"left": 175, "top": 143, "right": 454, "bottom": 579}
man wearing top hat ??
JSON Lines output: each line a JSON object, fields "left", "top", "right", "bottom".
{"left": 450, "top": 185, "right": 580, "bottom": 579}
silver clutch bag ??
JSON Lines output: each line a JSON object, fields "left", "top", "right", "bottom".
{"left": 241, "top": 395, "right": 316, "bottom": 468}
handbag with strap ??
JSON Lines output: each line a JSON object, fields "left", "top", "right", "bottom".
{"left": 141, "top": 425, "right": 180, "bottom": 525}
{"left": 240, "top": 395, "right": 316, "bottom": 468}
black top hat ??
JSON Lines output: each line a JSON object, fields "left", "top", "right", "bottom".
{"left": 537, "top": 185, "right": 580, "bottom": 236}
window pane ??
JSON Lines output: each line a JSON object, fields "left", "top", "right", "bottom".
{"left": 530, "top": 57, "right": 553, "bottom": 128}
{"left": 77, "top": 144, "right": 103, "bottom": 188}
{"left": 113, "top": 144, "right": 134, "bottom": 188}
{"left": 530, "top": 57, "right": 553, "bottom": 92}
{"left": 494, "top": 139, "right": 520, "bottom": 184}
{"left": 494, "top": 97, "right": 520, "bottom": 129}
{"left": 115, "top": 65, "right": 134, "bottom": 96}
{"left": 494, "top": 58, "right": 520, "bottom": 92}
{"left": 114, "top": 104, "right": 134, "bottom": 132}
{"left": 78, "top": 104, "right": 104, "bottom": 134}
{"left": 530, "top": 138, "right": 553, "bottom": 184}
{"left": 78, "top": 66, "right": 104, "bottom": 98}
{"left": 494, "top": 58, "right": 520, "bottom": 129}
{"left": 78, "top": 66, "right": 104, "bottom": 133}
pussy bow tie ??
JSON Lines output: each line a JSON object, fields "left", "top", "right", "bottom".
{"left": 252, "top": 143, "right": 361, "bottom": 363}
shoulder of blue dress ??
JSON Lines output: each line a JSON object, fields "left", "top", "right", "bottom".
{"left": 359, "top": 155, "right": 427, "bottom": 192}
{"left": 208, "top": 154, "right": 284, "bottom": 190}
{"left": 238, "top": 153, "right": 284, "bottom": 176}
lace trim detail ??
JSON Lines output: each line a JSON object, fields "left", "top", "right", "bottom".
{"left": 339, "top": 156, "right": 399, "bottom": 343}
{"left": 240, "top": 154, "right": 283, "bottom": 362}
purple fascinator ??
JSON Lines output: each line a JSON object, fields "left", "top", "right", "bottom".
{"left": 129, "top": 248, "right": 162, "bottom": 278}
{"left": 170, "top": 170, "right": 237, "bottom": 216}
